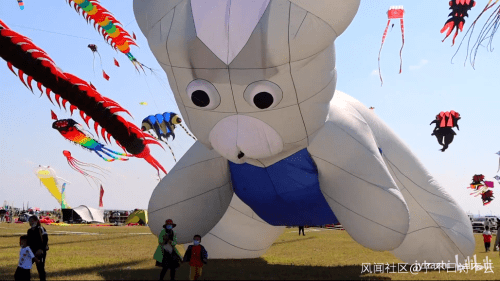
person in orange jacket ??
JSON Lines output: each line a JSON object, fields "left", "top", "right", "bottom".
{"left": 483, "top": 226, "right": 493, "bottom": 252}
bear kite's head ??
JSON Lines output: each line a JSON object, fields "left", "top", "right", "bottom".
{"left": 134, "top": 0, "right": 360, "bottom": 165}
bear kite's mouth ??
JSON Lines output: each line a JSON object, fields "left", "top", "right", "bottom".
{"left": 209, "top": 115, "right": 283, "bottom": 163}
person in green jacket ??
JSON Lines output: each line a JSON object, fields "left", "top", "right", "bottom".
{"left": 154, "top": 219, "right": 182, "bottom": 280}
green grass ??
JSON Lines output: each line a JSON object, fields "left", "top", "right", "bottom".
{"left": 0, "top": 224, "right": 498, "bottom": 280}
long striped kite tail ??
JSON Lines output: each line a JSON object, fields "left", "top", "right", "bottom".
{"left": 179, "top": 124, "right": 197, "bottom": 141}
{"left": 378, "top": 19, "right": 391, "bottom": 86}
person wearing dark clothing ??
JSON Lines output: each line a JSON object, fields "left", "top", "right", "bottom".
{"left": 27, "top": 216, "right": 48, "bottom": 281}
{"left": 183, "top": 235, "right": 208, "bottom": 280}
{"left": 154, "top": 219, "right": 181, "bottom": 280}
{"left": 298, "top": 226, "right": 305, "bottom": 236}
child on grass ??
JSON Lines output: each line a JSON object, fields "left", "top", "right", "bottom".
{"left": 183, "top": 235, "right": 208, "bottom": 280}
{"left": 483, "top": 226, "right": 492, "bottom": 252}
{"left": 15, "top": 235, "right": 39, "bottom": 281}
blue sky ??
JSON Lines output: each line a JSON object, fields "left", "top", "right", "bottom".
{"left": 0, "top": 1, "right": 499, "bottom": 216}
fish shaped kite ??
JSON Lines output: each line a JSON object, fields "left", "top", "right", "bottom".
{"left": 378, "top": 5, "right": 405, "bottom": 86}
{"left": 51, "top": 111, "right": 129, "bottom": 162}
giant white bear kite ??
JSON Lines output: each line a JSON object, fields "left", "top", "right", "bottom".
{"left": 133, "top": 0, "right": 474, "bottom": 263}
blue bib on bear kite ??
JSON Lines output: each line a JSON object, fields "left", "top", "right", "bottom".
{"left": 229, "top": 148, "right": 338, "bottom": 226}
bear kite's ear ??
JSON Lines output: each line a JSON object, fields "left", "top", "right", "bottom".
{"left": 133, "top": 0, "right": 183, "bottom": 37}
{"left": 289, "top": 0, "right": 361, "bottom": 37}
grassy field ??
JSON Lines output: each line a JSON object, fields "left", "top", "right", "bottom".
{"left": 0, "top": 223, "right": 498, "bottom": 280}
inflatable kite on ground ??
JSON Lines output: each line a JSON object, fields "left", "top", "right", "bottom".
{"left": 66, "top": 0, "right": 144, "bottom": 71}
{"left": 141, "top": 112, "right": 196, "bottom": 162}
{"left": 441, "top": 0, "right": 476, "bottom": 45}
{"left": 63, "top": 150, "right": 107, "bottom": 188}
{"left": 0, "top": 20, "right": 166, "bottom": 176}
{"left": 17, "top": 0, "right": 24, "bottom": 10}
{"left": 87, "top": 44, "right": 109, "bottom": 80}
{"left": 430, "top": 110, "right": 461, "bottom": 152}
{"left": 135, "top": 0, "right": 474, "bottom": 264}
{"left": 34, "top": 166, "right": 71, "bottom": 208}
{"left": 378, "top": 5, "right": 405, "bottom": 86}
{"left": 468, "top": 174, "right": 495, "bottom": 205}
{"left": 52, "top": 111, "right": 129, "bottom": 162}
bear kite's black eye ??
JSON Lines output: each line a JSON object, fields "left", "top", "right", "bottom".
{"left": 253, "top": 92, "right": 274, "bottom": 109}
{"left": 191, "top": 90, "right": 210, "bottom": 107}
{"left": 243, "top": 81, "right": 283, "bottom": 110}
{"left": 186, "top": 79, "right": 221, "bottom": 110}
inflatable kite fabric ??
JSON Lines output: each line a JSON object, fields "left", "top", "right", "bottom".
{"left": 0, "top": 19, "right": 166, "bottom": 176}
{"left": 441, "top": 0, "right": 476, "bottom": 45}
{"left": 51, "top": 111, "right": 130, "bottom": 162}
{"left": 141, "top": 112, "right": 197, "bottom": 162}
{"left": 66, "top": 0, "right": 144, "bottom": 71}
{"left": 430, "top": 110, "right": 460, "bottom": 152}
{"left": 468, "top": 174, "right": 495, "bottom": 205}
{"left": 34, "top": 166, "right": 71, "bottom": 208}
{"left": 378, "top": 5, "right": 405, "bottom": 86}
{"left": 134, "top": 0, "right": 474, "bottom": 263}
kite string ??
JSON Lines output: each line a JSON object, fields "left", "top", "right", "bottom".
{"left": 378, "top": 19, "right": 391, "bottom": 86}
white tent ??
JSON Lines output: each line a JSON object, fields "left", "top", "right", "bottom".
{"left": 73, "top": 205, "right": 104, "bottom": 223}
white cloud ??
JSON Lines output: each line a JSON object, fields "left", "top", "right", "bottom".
{"left": 409, "top": 59, "right": 428, "bottom": 70}
{"left": 370, "top": 69, "right": 379, "bottom": 76}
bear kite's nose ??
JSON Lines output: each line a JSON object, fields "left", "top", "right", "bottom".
{"left": 237, "top": 151, "right": 245, "bottom": 159}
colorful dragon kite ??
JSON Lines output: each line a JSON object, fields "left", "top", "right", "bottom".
{"left": 66, "top": 0, "right": 144, "bottom": 71}
{"left": 52, "top": 111, "right": 129, "bottom": 162}
{"left": 468, "top": 174, "right": 495, "bottom": 205}
{"left": 430, "top": 110, "right": 461, "bottom": 152}
{"left": 378, "top": 5, "right": 405, "bottom": 86}
{"left": 0, "top": 19, "right": 167, "bottom": 175}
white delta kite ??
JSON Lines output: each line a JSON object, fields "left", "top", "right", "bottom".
{"left": 134, "top": 0, "right": 474, "bottom": 263}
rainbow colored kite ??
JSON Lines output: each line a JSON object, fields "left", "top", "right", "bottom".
{"left": 67, "top": 0, "right": 143, "bottom": 71}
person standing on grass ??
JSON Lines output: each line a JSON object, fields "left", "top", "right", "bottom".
{"left": 15, "top": 235, "right": 40, "bottom": 281}
{"left": 27, "top": 216, "right": 48, "bottom": 281}
{"left": 298, "top": 226, "right": 305, "bottom": 236}
{"left": 154, "top": 219, "right": 182, "bottom": 280}
{"left": 494, "top": 218, "right": 500, "bottom": 251}
{"left": 483, "top": 226, "right": 492, "bottom": 252}
{"left": 183, "top": 235, "right": 208, "bottom": 280}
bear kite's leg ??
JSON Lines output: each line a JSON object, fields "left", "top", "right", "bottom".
{"left": 198, "top": 195, "right": 285, "bottom": 259}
